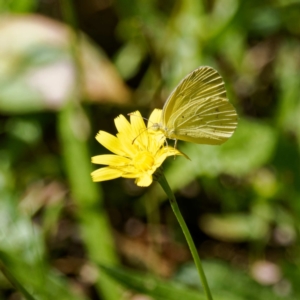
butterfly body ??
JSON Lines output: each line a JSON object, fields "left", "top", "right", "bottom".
{"left": 154, "top": 66, "right": 238, "bottom": 145}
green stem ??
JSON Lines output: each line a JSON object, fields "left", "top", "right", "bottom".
{"left": 0, "top": 260, "right": 37, "bottom": 300}
{"left": 157, "top": 171, "right": 213, "bottom": 300}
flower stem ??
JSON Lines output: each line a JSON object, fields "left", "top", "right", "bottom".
{"left": 157, "top": 172, "right": 213, "bottom": 300}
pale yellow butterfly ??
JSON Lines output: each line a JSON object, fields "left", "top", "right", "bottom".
{"left": 153, "top": 66, "right": 238, "bottom": 146}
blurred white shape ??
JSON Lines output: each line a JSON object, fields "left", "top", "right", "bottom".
{"left": 251, "top": 260, "right": 281, "bottom": 285}
{"left": 79, "top": 263, "right": 99, "bottom": 284}
{"left": 28, "top": 61, "right": 75, "bottom": 108}
{"left": 273, "top": 224, "right": 296, "bottom": 246}
{"left": 0, "top": 14, "right": 131, "bottom": 114}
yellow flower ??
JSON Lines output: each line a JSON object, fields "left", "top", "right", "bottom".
{"left": 91, "top": 109, "right": 184, "bottom": 187}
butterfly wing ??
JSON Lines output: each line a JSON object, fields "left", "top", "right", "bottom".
{"left": 166, "top": 96, "right": 238, "bottom": 145}
{"left": 162, "top": 66, "right": 227, "bottom": 126}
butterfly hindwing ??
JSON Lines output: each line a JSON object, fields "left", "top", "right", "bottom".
{"left": 166, "top": 96, "right": 238, "bottom": 145}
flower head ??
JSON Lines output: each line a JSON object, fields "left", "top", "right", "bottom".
{"left": 91, "top": 109, "right": 184, "bottom": 187}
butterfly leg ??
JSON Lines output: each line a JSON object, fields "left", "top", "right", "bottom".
{"left": 174, "top": 139, "right": 178, "bottom": 149}
{"left": 173, "top": 139, "right": 178, "bottom": 160}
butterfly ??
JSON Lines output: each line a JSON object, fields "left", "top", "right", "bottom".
{"left": 153, "top": 66, "right": 238, "bottom": 147}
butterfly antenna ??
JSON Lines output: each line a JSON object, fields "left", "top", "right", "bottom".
{"left": 127, "top": 113, "right": 155, "bottom": 126}
{"left": 131, "top": 127, "right": 149, "bottom": 145}
{"left": 127, "top": 113, "right": 149, "bottom": 122}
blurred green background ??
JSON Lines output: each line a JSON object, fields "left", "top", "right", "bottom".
{"left": 0, "top": 0, "right": 300, "bottom": 299}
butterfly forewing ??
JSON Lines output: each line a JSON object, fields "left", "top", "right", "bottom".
{"left": 162, "top": 66, "right": 227, "bottom": 125}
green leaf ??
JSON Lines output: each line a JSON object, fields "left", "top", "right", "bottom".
{"left": 0, "top": 257, "right": 37, "bottom": 300}
{"left": 176, "top": 261, "right": 298, "bottom": 300}
{"left": 99, "top": 264, "right": 206, "bottom": 300}
{"left": 0, "top": 0, "right": 37, "bottom": 13}
{"left": 199, "top": 213, "right": 269, "bottom": 242}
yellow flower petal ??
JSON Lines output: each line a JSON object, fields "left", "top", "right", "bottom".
{"left": 91, "top": 167, "right": 123, "bottom": 182}
{"left": 148, "top": 109, "right": 162, "bottom": 128}
{"left": 147, "top": 133, "right": 165, "bottom": 154}
{"left": 135, "top": 173, "right": 152, "bottom": 187}
{"left": 154, "top": 147, "right": 184, "bottom": 166}
{"left": 147, "top": 109, "right": 166, "bottom": 147}
{"left": 91, "top": 109, "right": 184, "bottom": 187}
{"left": 122, "top": 172, "right": 141, "bottom": 179}
{"left": 159, "top": 146, "right": 182, "bottom": 157}
{"left": 154, "top": 152, "right": 168, "bottom": 167}
{"left": 91, "top": 154, "right": 131, "bottom": 165}
{"left": 96, "top": 131, "right": 127, "bottom": 156}
{"left": 116, "top": 132, "right": 137, "bottom": 157}
{"left": 130, "top": 111, "right": 148, "bottom": 148}
{"left": 115, "top": 114, "right": 133, "bottom": 137}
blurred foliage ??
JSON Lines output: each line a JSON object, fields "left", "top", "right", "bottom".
{"left": 0, "top": 0, "right": 300, "bottom": 299}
